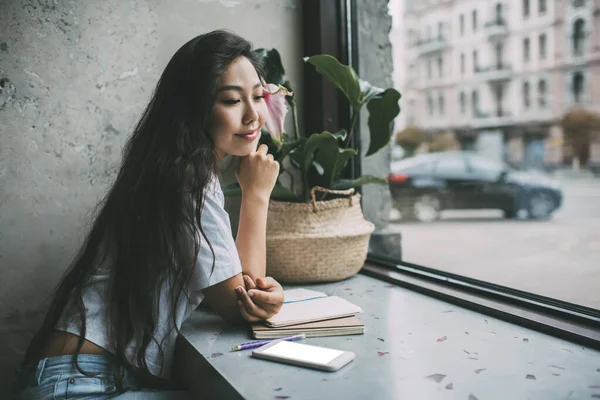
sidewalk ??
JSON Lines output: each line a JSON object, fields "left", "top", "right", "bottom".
{"left": 551, "top": 167, "right": 599, "bottom": 180}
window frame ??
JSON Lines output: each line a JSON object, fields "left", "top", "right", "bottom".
{"left": 305, "top": 0, "right": 600, "bottom": 350}
{"left": 523, "top": 37, "right": 531, "bottom": 62}
{"left": 539, "top": 33, "right": 547, "bottom": 59}
{"left": 523, "top": 81, "right": 531, "bottom": 108}
{"left": 523, "top": 0, "right": 530, "bottom": 18}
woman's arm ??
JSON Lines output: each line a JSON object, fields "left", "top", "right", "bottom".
{"left": 202, "top": 274, "right": 283, "bottom": 323}
{"left": 233, "top": 144, "right": 278, "bottom": 281}
{"left": 202, "top": 144, "right": 282, "bottom": 323}
{"left": 235, "top": 191, "right": 269, "bottom": 281}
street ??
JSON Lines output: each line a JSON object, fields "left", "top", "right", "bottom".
{"left": 387, "top": 175, "right": 600, "bottom": 310}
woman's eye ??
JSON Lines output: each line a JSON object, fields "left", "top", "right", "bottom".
{"left": 254, "top": 95, "right": 266, "bottom": 101}
{"left": 222, "top": 99, "right": 240, "bottom": 105}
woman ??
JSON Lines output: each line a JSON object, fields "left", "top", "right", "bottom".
{"left": 14, "top": 29, "right": 285, "bottom": 399}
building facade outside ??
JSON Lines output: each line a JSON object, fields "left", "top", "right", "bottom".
{"left": 392, "top": 0, "right": 600, "bottom": 170}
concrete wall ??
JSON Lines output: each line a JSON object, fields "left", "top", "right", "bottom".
{"left": 357, "top": 0, "right": 394, "bottom": 232}
{"left": 0, "top": 0, "right": 302, "bottom": 390}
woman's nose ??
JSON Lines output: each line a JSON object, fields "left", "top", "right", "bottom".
{"left": 243, "top": 101, "right": 259, "bottom": 125}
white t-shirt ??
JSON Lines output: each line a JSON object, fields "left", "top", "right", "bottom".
{"left": 55, "top": 175, "right": 242, "bottom": 378}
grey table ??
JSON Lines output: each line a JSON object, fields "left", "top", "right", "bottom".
{"left": 176, "top": 274, "right": 600, "bottom": 400}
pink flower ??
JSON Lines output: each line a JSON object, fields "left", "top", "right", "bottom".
{"left": 263, "top": 83, "right": 292, "bottom": 144}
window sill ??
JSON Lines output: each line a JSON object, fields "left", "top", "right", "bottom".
{"left": 362, "top": 259, "right": 600, "bottom": 350}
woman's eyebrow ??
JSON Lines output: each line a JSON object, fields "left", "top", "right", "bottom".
{"left": 217, "top": 83, "right": 262, "bottom": 93}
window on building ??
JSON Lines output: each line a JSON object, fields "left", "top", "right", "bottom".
{"left": 472, "top": 10, "right": 478, "bottom": 31}
{"left": 523, "top": 37, "right": 530, "bottom": 62}
{"left": 460, "top": 14, "right": 465, "bottom": 35}
{"left": 573, "top": 72, "right": 584, "bottom": 103}
{"left": 471, "top": 90, "right": 479, "bottom": 115}
{"left": 428, "top": 93, "right": 434, "bottom": 115}
{"left": 460, "top": 91, "right": 466, "bottom": 114}
{"left": 496, "top": 3, "right": 503, "bottom": 22}
{"left": 473, "top": 50, "right": 478, "bottom": 72}
{"left": 460, "top": 53, "right": 465, "bottom": 74}
{"left": 438, "top": 21, "right": 443, "bottom": 39}
{"left": 538, "top": 79, "right": 547, "bottom": 107}
{"left": 539, "top": 0, "right": 547, "bottom": 14}
{"left": 573, "top": 19, "right": 586, "bottom": 57}
{"left": 573, "top": 0, "right": 585, "bottom": 7}
{"left": 495, "top": 86, "right": 504, "bottom": 116}
{"left": 523, "top": 0, "right": 530, "bottom": 17}
{"left": 428, "top": 59, "right": 433, "bottom": 79}
{"left": 495, "top": 42, "right": 504, "bottom": 68}
{"left": 439, "top": 93, "right": 445, "bottom": 115}
{"left": 539, "top": 33, "right": 547, "bottom": 59}
{"left": 438, "top": 56, "right": 443, "bottom": 78}
{"left": 523, "top": 81, "right": 530, "bottom": 108}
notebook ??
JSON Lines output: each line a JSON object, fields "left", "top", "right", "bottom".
{"left": 251, "top": 315, "right": 364, "bottom": 339}
{"left": 264, "top": 288, "right": 363, "bottom": 328}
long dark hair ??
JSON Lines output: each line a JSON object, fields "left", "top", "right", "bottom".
{"left": 22, "top": 30, "right": 263, "bottom": 384}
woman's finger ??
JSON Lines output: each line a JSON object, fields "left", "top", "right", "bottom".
{"left": 243, "top": 275, "right": 257, "bottom": 290}
{"left": 238, "top": 301, "right": 261, "bottom": 322}
{"left": 247, "top": 289, "right": 277, "bottom": 306}
{"left": 256, "top": 144, "right": 268, "bottom": 155}
{"left": 237, "top": 287, "right": 269, "bottom": 319}
{"left": 256, "top": 276, "right": 280, "bottom": 291}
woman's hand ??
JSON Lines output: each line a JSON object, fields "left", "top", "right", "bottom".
{"left": 235, "top": 275, "right": 284, "bottom": 322}
{"left": 235, "top": 144, "right": 279, "bottom": 200}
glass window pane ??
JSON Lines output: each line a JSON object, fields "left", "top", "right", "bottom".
{"left": 365, "top": 0, "right": 600, "bottom": 310}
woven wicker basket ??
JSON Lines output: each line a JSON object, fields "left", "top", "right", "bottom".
{"left": 265, "top": 186, "right": 375, "bottom": 283}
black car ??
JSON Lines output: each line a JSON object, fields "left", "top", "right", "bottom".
{"left": 388, "top": 151, "right": 563, "bottom": 222}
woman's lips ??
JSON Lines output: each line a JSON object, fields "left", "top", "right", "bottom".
{"left": 234, "top": 129, "right": 259, "bottom": 141}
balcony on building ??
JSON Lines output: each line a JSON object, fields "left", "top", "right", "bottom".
{"left": 475, "top": 64, "right": 512, "bottom": 84}
{"left": 472, "top": 109, "right": 514, "bottom": 129}
{"left": 484, "top": 18, "right": 508, "bottom": 41}
{"left": 415, "top": 36, "right": 446, "bottom": 55}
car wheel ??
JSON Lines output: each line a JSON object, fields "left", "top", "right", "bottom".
{"left": 527, "top": 192, "right": 555, "bottom": 220}
{"left": 503, "top": 208, "right": 517, "bottom": 219}
{"left": 412, "top": 194, "right": 441, "bottom": 223}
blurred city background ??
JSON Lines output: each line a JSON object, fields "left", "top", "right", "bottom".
{"left": 372, "top": 0, "right": 600, "bottom": 309}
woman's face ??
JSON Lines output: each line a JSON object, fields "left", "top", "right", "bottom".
{"left": 210, "top": 56, "right": 267, "bottom": 158}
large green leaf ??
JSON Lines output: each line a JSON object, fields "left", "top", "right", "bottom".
{"left": 293, "top": 131, "right": 338, "bottom": 173}
{"left": 305, "top": 55, "right": 362, "bottom": 110}
{"left": 313, "top": 140, "right": 357, "bottom": 188}
{"left": 365, "top": 88, "right": 402, "bottom": 156}
{"left": 276, "top": 135, "right": 305, "bottom": 163}
{"left": 331, "top": 175, "right": 387, "bottom": 190}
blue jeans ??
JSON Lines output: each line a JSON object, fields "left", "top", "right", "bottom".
{"left": 14, "top": 354, "right": 189, "bottom": 399}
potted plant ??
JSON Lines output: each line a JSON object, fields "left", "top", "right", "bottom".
{"left": 226, "top": 49, "right": 401, "bottom": 283}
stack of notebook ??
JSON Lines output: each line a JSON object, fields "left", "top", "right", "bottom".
{"left": 250, "top": 288, "right": 365, "bottom": 339}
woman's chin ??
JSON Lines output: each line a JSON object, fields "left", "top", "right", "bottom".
{"left": 228, "top": 144, "right": 257, "bottom": 157}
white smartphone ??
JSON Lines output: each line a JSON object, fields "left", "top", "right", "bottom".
{"left": 251, "top": 340, "right": 355, "bottom": 372}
